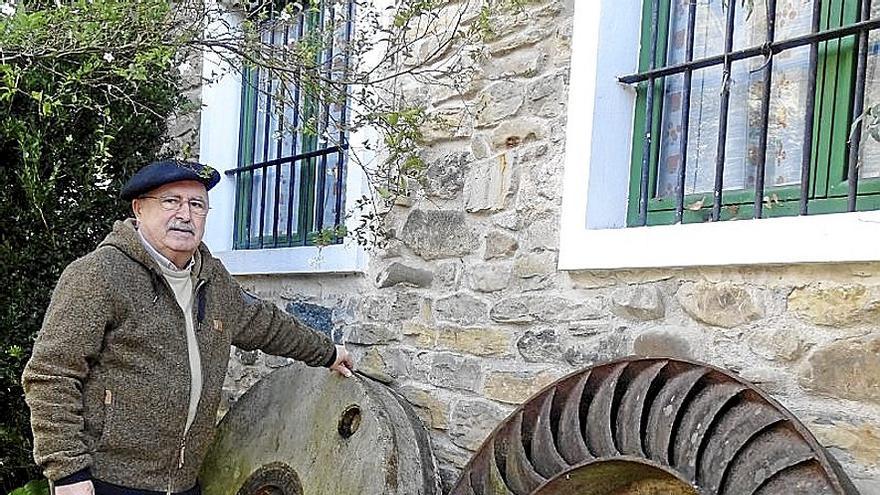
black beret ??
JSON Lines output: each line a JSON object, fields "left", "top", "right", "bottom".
{"left": 121, "top": 160, "right": 221, "bottom": 200}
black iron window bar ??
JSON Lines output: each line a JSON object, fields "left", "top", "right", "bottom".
{"left": 620, "top": 0, "right": 879, "bottom": 226}
{"left": 228, "top": 0, "right": 353, "bottom": 250}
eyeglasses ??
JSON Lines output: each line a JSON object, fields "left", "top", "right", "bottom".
{"left": 140, "top": 195, "right": 210, "bottom": 217}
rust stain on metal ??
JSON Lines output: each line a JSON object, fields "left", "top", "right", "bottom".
{"left": 450, "top": 357, "right": 860, "bottom": 495}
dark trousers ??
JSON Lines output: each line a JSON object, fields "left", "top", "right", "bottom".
{"left": 92, "top": 479, "right": 200, "bottom": 495}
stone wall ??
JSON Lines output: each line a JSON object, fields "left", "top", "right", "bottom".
{"left": 219, "top": 1, "right": 880, "bottom": 493}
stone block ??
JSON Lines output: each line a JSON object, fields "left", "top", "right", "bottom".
{"left": 484, "top": 230, "right": 519, "bottom": 259}
{"left": 485, "top": 47, "right": 545, "bottom": 80}
{"left": 449, "top": 398, "right": 512, "bottom": 450}
{"left": 611, "top": 285, "right": 665, "bottom": 321}
{"left": 376, "top": 262, "right": 434, "bottom": 289}
{"left": 492, "top": 210, "right": 522, "bottom": 231}
{"left": 476, "top": 81, "right": 524, "bottom": 127}
{"left": 800, "top": 335, "right": 880, "bottom": 404}
{"left": 632, "top": 326, "right": 694, "bottom": 359}
{"left": 489, "top": 118, "right": 547, "bottom": 150}
{"left": 422, "top": 105, "right": 473, "bottom": 142}
{"left": 513, "top": 250, "right": 558, "bottom": 279}
{"left": 483, "top": 369, "right": 562, "bottom": 405}
{"left": 397, "top": 384, "right": 450, "bottom": 430}
{"left": 789, "top": 284, "right": 880, "bottom": 327}
{"left": 676, "top": 281, "right": 763, "bottom": 328}
{"left": 433, "top": 292, "right": 488, "bottom": 326}
{"left": 519, "top": 213, "right": 559, "bottom": 252}
{"left": 526, "top": 71, "right": 567, "bottom": 118}
{"left": 516, "top": 328, "right": 565, "bottom": 363}
{"left": 286, "top": 300, "right": 335, "bottom": 340}
{"left": 400, "top": 209, "right": 478, "bottom": 260}
{"left": 490, "top": 295, "right": 604, "bottom": 324}
{"left": 464, "top": 153, "right": 514, "bottom": 212}
{"left": 357, "top": 346, "right": 411, "bottom": 384}
{"left": 402, "top": 321, "right": 436, "bottom": 347}
{"left": 435, "top": 260, "right": 464, "bottom": 289}
{"left": 344, "top": 323, "right": 400, "bottom": 345}
{"left": 360, "top": 291, "right": 424, "bottom": 322}
{"left": 423, "top": 152, "right": 470, "bottom": 199}
{"left": 747, "top": 325, "right": 808, "bottom": 362}
{"left": 436, "top": 326, "right": 512, "bottom": 357}
{"left": 413, "top": 351, "right": 483, "bottom": 392}
{"left": 809, "top": 420, "right": 880, "bottom": 469}
{"left": 468, "top": 262, "right": 512, "bottom": 293}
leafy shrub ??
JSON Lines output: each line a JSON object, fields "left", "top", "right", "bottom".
{"left": 0, "top": 0, "right": 186, "bottom": 489}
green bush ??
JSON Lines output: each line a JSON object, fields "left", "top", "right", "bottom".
{"left": 0, "top": 0, "right": 186, "bottom": 489}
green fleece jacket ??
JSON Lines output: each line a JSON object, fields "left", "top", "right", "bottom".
{"left": 22, "top": 219, "right": 336, "bottom": 492}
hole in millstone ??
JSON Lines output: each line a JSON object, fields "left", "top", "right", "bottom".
{"left": 236, "top": 462, "right": 303, "bottom": 495}
{"left": 338, "top": 404, "right": 362, "bottom": 439}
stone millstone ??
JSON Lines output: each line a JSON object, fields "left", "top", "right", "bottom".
{"left": 200, "top": 363, "right": 441, "bottom": 495}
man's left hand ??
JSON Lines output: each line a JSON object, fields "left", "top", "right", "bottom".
{"left": 330, "top": 344, "right": 355, "bottom": 378}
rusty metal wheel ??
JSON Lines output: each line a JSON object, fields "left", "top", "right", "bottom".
{"left": 450, "top": 358, "right": 859, "bottom": 495}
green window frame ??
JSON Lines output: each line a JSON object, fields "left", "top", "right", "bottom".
{"left": 233, "top": 3, "right": 350, "bottom": 250}
{"left": 628, "top": 0, "right": 880, "bottom": 226}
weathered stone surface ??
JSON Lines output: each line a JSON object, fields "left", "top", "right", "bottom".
{"left": 513, "top": 250, "right": 557, "bottom": 279}
{"left": 490, "top": 295, "right": 604, "bottom": 323}
{"left": 476, "top": 81, "right": 524, "bottom": 127}
{"left": 376, "top": 262, "right": 434, "bottom": 289}
{"left": 484, "top": 230, "right": 519, "bottom": 260}
{"left": 468, "top": 263, "right": 512, "bottom": 293}
{"left": 435, "top": 260, "right": 464, "bottom": 289}
{"left": 789, "top": 284, "right": 880, "bottom": 327}
{"left": 464, "top": 153, "right": 513, "bottom": 212}
{"left": 568, "top": 271, "right": 618, "bottom": 289}
{"left": 424, "top": 152, "right": 470, "bottom": 199}
{"left": 413, "top": 352, "right": 483, "bottom": 392}
{"left": 676, "top": 281, "right": 763, "bottom": 328}
{"left": 611, "top": 285, "right": 665, "bottom": 321}
{"left": 632, "top": 326, "right": 693, "bottom": 359}
{"left": 471, "top": 134, "right": 492, "bottom": 160}
{"left": 735, "top": 366, "right": 788, "bottom": 396}
{"left": 485, "top": 47, "right": 545, "bottom": 80}
{"left": 423, "top": 105, "right": 473, "bottom": 142}
{"left": 202, "top": 363, "right": 441, "bottom": 495}
{"left": 357, "top": 346, "right": 411, "bottom": 384}
{"left": 433, "top": 292, "right": 488, "bottom": 326}
{"left": 449, "top": 398, "right": 511, "bottom": 451}
{"left": 286, "top": 300, "right": 335, "bottom": 339}
{"left": 360, "top": 291, "right": 424, "bottom": 322}
{"left": 519, "top": 213, "right": 559, "bottom": 252}
{"left": 517, "top": 328, "right": 565, "bottom": 363}
{"left": 747, "top": 325, "right": 809, "bottom": 362}
{"left": 483, "top": 369, "right": 562, "bottom": 405}
{"left": 397, "top": 384, "right": 450, "bottom": 430}
{"left": 800, "top": 336, "right": 880, "bottom": 404}
{"left": 344, "top": 323, "right": 400, "bottom": 345}
{"left": 810, "top": 420, "right": 880, "bottom": 469}
{"left": 526, "top": 71, "right": 567, "bottom": 118}
{"left": 436, "top": 326, "right": 511, "bottom": 357}
{"left": 488, "top": 27, "right": 548, "bottom": 55}
{"left": 489, "top": 118, "right": 547, "bottom": 149}
{"left": 402, "top": 321, "right": 436, "bottom": 347}
{"left": 492, "top": 210, "right": 522, "bottom": 231}
{"left": 400, "top": 209, "right": 478, "bottom": 260}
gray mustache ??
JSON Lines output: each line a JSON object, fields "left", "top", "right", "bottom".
{"left": 168, "top": 222, "right": 194, "bottom": 233}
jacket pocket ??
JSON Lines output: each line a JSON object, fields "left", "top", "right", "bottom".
{"left": 96, "top": 389, "right": 114, "bottom": 451}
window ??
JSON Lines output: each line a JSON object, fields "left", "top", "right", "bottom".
{"left": 624, "top": 0, "right": 880, "bottom": 226}
{"left": 228, "top": 1, "right": 352, "bottom": 250}
{"left": 557, "top": 0, "right": 880, "bottom": 269}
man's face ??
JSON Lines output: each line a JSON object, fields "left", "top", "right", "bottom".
{"left": 132, "top": 180, "right": 208, "bottom": 268}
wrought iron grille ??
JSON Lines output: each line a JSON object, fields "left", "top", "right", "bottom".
{"left": 621, "top": 0, "right": 880, "bottom": 226}
{"left": 227, "top": 0, "right": 353, "bottom": 249}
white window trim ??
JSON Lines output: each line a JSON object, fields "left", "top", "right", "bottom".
{"left": 558, "top": 0, "right": 880, "bottom": 270}
{"left": 198, "top": 8, "right": 369, "bottom": 275}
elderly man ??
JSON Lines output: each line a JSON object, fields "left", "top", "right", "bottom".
{"left": 22, "top": 160, "right": 354, "bottom": 495}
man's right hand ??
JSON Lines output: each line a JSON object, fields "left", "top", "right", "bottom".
{"left": 55, "top": 480, "right": 94, "bottom": 495}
